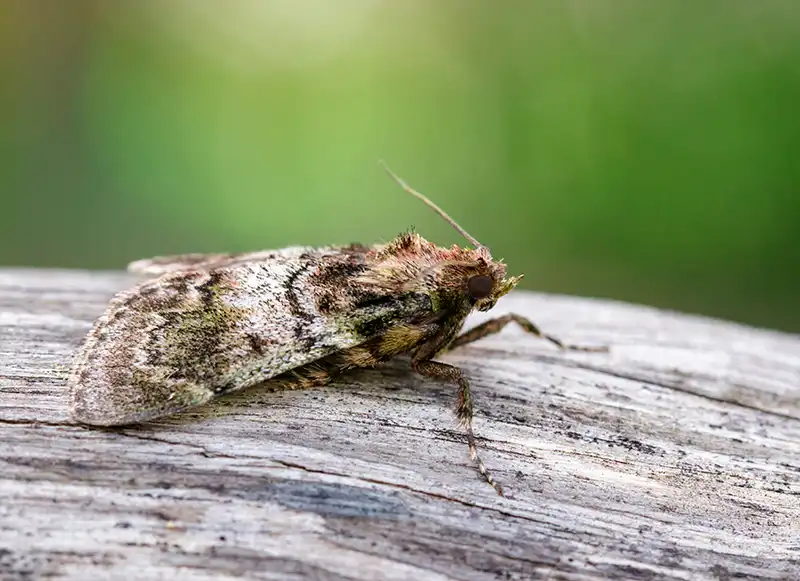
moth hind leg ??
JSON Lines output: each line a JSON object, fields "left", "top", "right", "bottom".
{"left": 270, "top": 345, "right": 375, "bottom": 392}
{"left": 448, "top": 313, "right": 607, "bottom": 352}
{"left": 411, "top": 358, "right": 503, "bottom": 496}
{"left": 266, "top": 361, "right": 341, "bottom": 394}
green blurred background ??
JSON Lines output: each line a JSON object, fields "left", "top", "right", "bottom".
{"left": 2, "top": 1, "right": 799, "bottom": 332}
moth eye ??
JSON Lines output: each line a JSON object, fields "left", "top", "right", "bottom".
{"left": 467, "top": 275, "right": 494, "bottom": 300}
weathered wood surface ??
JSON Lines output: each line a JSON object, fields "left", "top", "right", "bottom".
{"left": 1, "top": 267, "right": 799, "bottom": 581}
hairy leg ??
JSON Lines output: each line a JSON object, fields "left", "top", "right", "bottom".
{"left": 267, "top": 343, "right": 376, "bottom": 392}
{"left": 448, "top": 313, "right": 607, "bottom": 352}
{"left": 411, "top": 358, "right": 503, "bottom": 496}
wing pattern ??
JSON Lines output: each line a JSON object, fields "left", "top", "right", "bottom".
{"left": 69, "top": 246, "right": 430, "bottom": 425}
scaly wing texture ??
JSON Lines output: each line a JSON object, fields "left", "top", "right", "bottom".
{"left": 127, "top": 246, "right": 320, "bottom": 276}
{"left": 69, "top": 246, "right": 430, "bottom": 426}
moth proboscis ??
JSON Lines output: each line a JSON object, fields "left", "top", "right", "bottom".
{"left": 68, "top": 162, "right": 608, "bottom": 496}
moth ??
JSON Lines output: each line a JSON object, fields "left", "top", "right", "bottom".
{"left": 69, "top": 163, "right": 606, "bottom": 495}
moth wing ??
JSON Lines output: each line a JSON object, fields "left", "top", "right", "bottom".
{"left": 70, "top": 248, "right": 428, "bottom": 426}
{"left": 127, "top": 246, "right": 317, "bottom": 276}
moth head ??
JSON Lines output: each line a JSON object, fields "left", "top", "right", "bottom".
{"left": 461, "top": 252, "right": 523, "bottom": 312}
{"left": 381, "top": 161, "right": 523, "bottom": 311}
{"left": 446, "top": 247, "right": 522, "bottom": 311}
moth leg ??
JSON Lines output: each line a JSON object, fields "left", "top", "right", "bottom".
{"left": 411, "top": 358, "right": 503, "bottom": 496}
{"left": 275, "top": 365, "right": 337, "bottom": 391}
{"left": 448, "top": 313, "right": 607, "bottom": 352}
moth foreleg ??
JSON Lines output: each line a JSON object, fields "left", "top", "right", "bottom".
{"left": 411, "top": 358, "right": 503, "bottom": 496}
{"left": 448, "top": 313, "right": 607, "bottom": 353}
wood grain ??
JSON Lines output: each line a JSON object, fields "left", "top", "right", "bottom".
{"left": 1, "top": 267, "right": 799, "bottom": 581}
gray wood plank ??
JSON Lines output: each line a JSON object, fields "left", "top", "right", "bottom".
{"left": 1, "top": 268, "right": 799, "bottom": 580}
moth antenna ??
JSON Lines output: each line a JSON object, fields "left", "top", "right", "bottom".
{"left": 380, "top": 160, "right": 487, "bottom": 253}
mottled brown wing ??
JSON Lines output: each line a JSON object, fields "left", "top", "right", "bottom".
{"left": 70, "top": 246, "right": 429, "bottom": 426}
